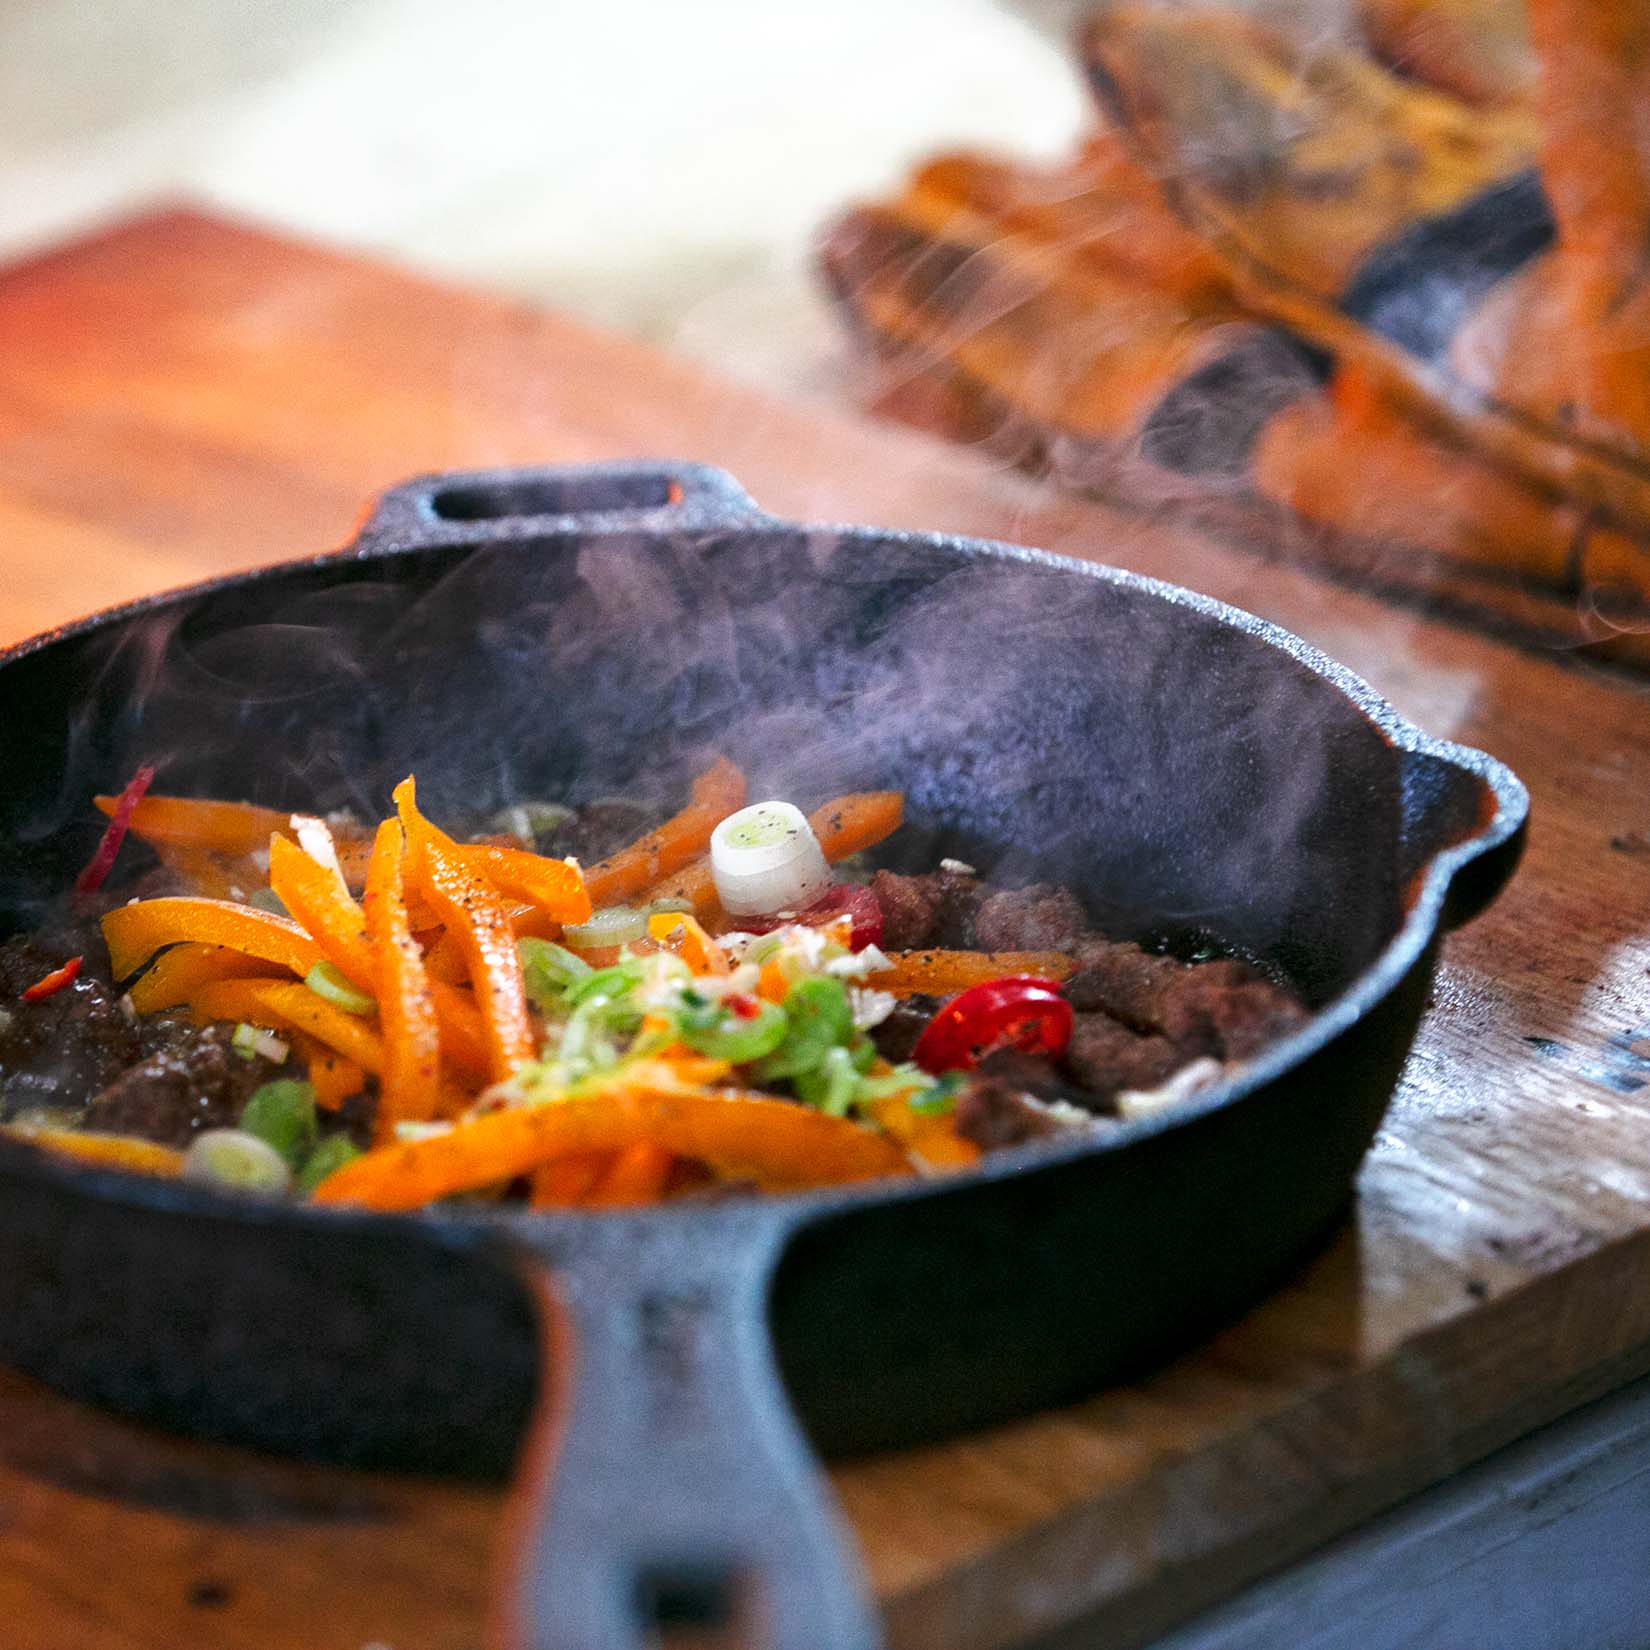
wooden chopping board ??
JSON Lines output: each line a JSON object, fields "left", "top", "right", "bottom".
{"left": 0, "top": 208, "right": 1648, "bottom": 1650}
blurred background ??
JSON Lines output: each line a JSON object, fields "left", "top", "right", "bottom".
{"left": 0, "top": 0, "right": 1101, "bottom": 392}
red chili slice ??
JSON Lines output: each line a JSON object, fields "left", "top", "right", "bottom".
{"left": 741, "top": 884, "right": 884, "bottom": 952}
{"left": 21, "top": 956, "right": 84, "bottom": 1003}
{"left": 74, "top": 764, "right": 156, "bottom": 897}
{"left": 911, "top": 976, "right": 1073, "bottom": 1075}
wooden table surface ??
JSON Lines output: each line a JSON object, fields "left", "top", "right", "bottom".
{"left": 1, "top": 208, "right": 1648, "bottom": 1650}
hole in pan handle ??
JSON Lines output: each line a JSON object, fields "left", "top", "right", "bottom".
{"left": 1400, "top": 745, "right": 1528, "bottom": 934}
{"left": 354, "top": 461, "right": 764, "bottom": 542}
{"left": 491, "top": 1205, "right": 882, "bottom": 1650}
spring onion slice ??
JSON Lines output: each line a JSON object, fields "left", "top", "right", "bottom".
{"left": 305, "top": 961, "right": 376, "bottom": 1015}
{"left": 710, "top": 801, "right": 830, "bottom": 916}
{"left": 562, "top": 905, "right": 647, "bottom": 951}
{"left": 232, "top": 1021, "right": 290, "bottom": 1063}
{"left": 183, "top": 1129, "right": 293, "bottom": 1196}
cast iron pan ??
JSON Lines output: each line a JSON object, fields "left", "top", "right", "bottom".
{"left": 0, "top": 463, "right": 1526, "bottom": 1650}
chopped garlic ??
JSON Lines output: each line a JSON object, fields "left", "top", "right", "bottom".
{"left": 849, "top": 987, "right": 897, "bottom": 1030}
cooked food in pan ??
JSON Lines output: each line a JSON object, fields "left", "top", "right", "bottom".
{"left": 0, "top": 759, "right": 1304, "bottom": 1208}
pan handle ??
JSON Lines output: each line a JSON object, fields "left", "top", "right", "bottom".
{"left": 1403, "top": 746, "right": 1529, "bottom": 933}
{"left": 491, "top": 1207, "right": 881, "bottom": 1650}
{"left": 355, "top": 461, "right": 764, "bottom": 541}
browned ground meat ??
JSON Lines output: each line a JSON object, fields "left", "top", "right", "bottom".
{"left": 1060, "top": 1012, "right": 1186, "bottom": 1103}
{"left": 334, "top": 1085, "right": 381, "bottom": 1150}
{"left": 81, "top": 1025, "right": 299, "bottom": 1147}
{"left": 868, "top": 868, "right": 983, "bottom": 949}
{"left": 870, "top": 869, "right": 1306, "bottom": 1128}
{"left": 1064, "top": 942, "right": 1306, "bottom": 1061}
{"left": 869, "top": 993, "right": 944, "bottom": 1064}
{"left": 0, "top": 934, "right": 162, "bottom": 1118}
{"left": 954, "top": 1062, "right": 1074, "bottom": 1149}
{"left": 972, "top": 883, "right": 1089, "bottom": 952}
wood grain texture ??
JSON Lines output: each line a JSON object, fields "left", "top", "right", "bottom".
{"left": 0, "top": 208, "right": 1648, "bottom": 1650}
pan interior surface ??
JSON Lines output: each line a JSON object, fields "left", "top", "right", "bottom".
{"left": 0, "top": 522, "right": 1407, "bottom": 1003}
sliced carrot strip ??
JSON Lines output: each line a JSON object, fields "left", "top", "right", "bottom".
{"left": 582, "top": 756, "right": 746, "bottom": 906}
{"left": 2, "top": 1126, "right": 184, "bottom": 1178}
{"left": 312, "top": 1080, "right": 912, "bottom": 1210}
{"left": 638, "top": 860, "right": 722, "bottom": 922}
{"left": 127, "top": 942, "right": 288, "bottom": 1013}
{"left": 364, "top": 819, "right": 441, "bottom": 1137}
{"left": 807, "top": 791, "right": 904, "bottom": 860}
{"left": 103, "top": 897, "right": 323, "bottom": 982}
{"left": 530, "top": 1151, "right": 613, "bottom": 1208}
{"left": 585, "top": 1141, "right": 675, "bottom": 1206}
{"left": 395, "top": 778, "right": 535, "bottom": 1084}
{"left": 446, "top": 843, "right": 591, "bottom": 925}
{"left": 869, "top": 949, "right": 1076, "bottom": 997}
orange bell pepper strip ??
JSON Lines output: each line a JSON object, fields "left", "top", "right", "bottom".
{"left": 268, "top": 832, "right": 375, "bottom": 988}
{"left": 646, "top": 910, "right": 729, "bottom": 975}
{"left": 311, "top": 1079, "right": 913, "bottom": 1210}
{"left": 102, "top": 897, "right": 324, "bottom": 982}
{"left": 529, "top": 1150, "right": 613, "bottom": 1208}
{"left": 289, "top": 1033, "right": 367, "bottom": 1112}
{"left": 2, "top": 1126, "right": 184, "bottom": 1178}
{"left": 94, "top": 793, "right": 292, "bottom": 857}
{"left": 364, "top": 819, "right": 442, "bottom": 1136}
{"left": 189, "top": 978, "right": 386, "bottom": 1073}
{"left": 869, "top": 949, "right": 1077, "bottom": 997}
{"left": 127, "top": 942, "right": 288, "bottom": 1014}
{"left": 98, "top": 790, "right": 377, "bottom": 867}
{"left": 584, "top": 1141, "right": 676, "bottom": 1206}
{"left": 424, "top": 901, "right": 555, "bottom": 986}
{"left": 270, "top": 827, "right": 489, "bottom": 1084}
{"left": 444, "top": 843, "right": 590, "bottom": 926}
{"left": 395, "top": 778, "right": 535, "bottom": 1085}
{"left": 636, "top": 790, "right": 905, "bottom": 922}
{"left": 868, "top": 1092, "right": 981, "bottom": 1172}
{"left": 582, "top": 756, "right": 747, "bottom": 907}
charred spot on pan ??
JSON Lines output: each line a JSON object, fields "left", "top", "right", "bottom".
{"left": 187, "top": 1580, "right": 233, "bottom": 1609}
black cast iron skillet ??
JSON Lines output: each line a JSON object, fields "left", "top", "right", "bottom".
{"left": 0, "top": 462, "right": 1526, "bottom": 1650}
